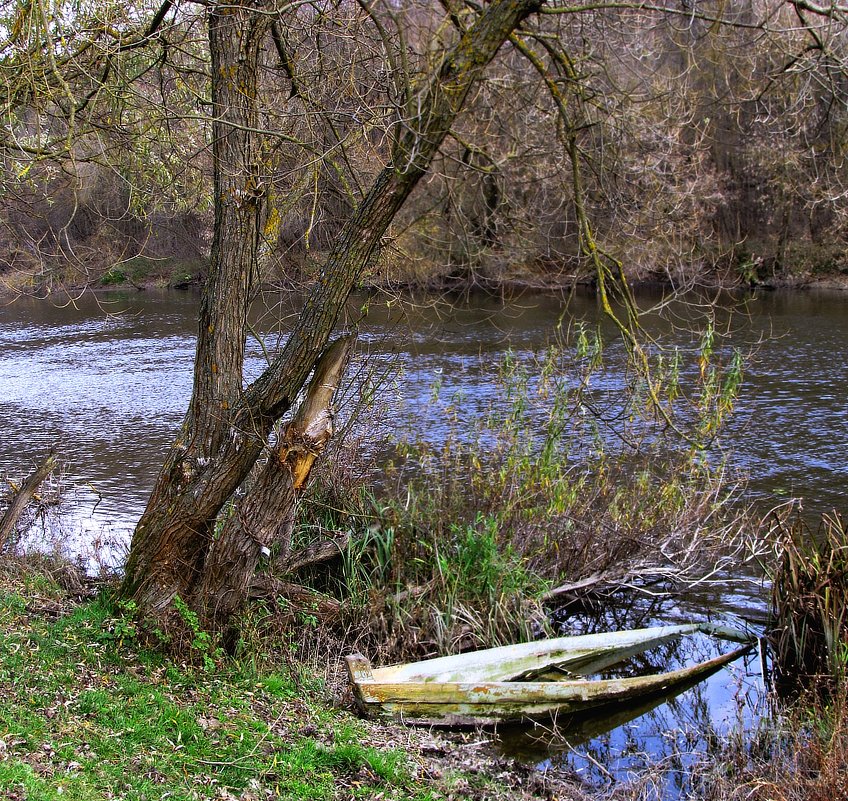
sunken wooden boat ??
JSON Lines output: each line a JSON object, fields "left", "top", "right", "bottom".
{"left": 346, "top": 622, "right": 755, "bottom": 725}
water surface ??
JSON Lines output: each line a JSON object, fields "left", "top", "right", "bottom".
{"left": 4, "top": 287, "right": 844, "bottom": 541}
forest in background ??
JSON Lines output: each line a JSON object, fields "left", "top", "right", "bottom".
{"left": 2, "top": 0, "right": 848, "bottom": 295}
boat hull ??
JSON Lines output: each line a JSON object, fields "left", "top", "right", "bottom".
{"left": 346, "top": 624, "right": 755, "bottom": 725}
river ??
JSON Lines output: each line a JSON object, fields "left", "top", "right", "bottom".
{"left": 1, "top": 287, "right": 844, "bottom": 543}
{"left": 0, "top": 286, "right": 845, "bottom": 789}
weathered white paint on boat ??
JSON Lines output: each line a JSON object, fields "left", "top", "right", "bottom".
{"left": 346, "top": 622, "right": 755, "bottom": 724}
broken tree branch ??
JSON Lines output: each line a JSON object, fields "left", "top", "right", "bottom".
{"left": 0, "top": 449, "right": 57, "bottom": 552}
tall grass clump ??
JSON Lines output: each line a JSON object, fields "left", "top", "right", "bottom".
{"left": 301, "top": 322, "right": 756, "bottom": 662}
{"left": 768, "top": 509, "right": 848, "bottom": 690}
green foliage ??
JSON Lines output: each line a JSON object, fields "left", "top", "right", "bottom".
{"left": 98, "top": 268, "right": 126, "bottom": 286}
{"left": 173, "top": 594, "right": 224, "bottom": 671}
{"left": 342, "top": 521, "right": 397, "bottom": 598}
{"left": 438, "top": 514, "right": 543, "bottom": 602}
{"left": 259, "top": 672, "right": 297, "bottom": 699}
{"left": 695, "top": 320, "right": 745, "bottom": 442}
{"left": 95, "top": 597, "right": 138, "bottom": 644}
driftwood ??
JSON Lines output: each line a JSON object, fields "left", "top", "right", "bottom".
{"left": 281, "top": 532, "right": 351, "bottom": 575}
{"left": 541, "top": 573, "right": 609, "bottom": 604}
{"left": 0, "top": 449, "right": 57, "bottom": 552}
{"left": 541, "top": 563, "right": 699, "bottom": 609}
{"left": 249, "top": 576, "right": 343, "bottom": 623}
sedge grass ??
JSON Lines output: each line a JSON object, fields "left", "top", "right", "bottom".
{"left": 768, "top": 510, "right": 848, "bottom": 691}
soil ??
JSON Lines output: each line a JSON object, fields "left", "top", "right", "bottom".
{"left": 352, "top": 721, "right": 588, "bottom": 801}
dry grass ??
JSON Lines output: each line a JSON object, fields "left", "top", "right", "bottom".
{"left": 767, "top": 510, "right": 848, "bottom": 691}
{"left": 689, "top": 688, "right": 848, "bottom": 801}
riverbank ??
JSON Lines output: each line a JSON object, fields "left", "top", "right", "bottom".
{"left": 3, "top": 555, "right": 847, "bottom": 801}
{"left": 2, "top": 274, "right": 847, "bottom": 797}
{"left": 0, "top": 557, "right": 589, "bottom": 801}
{"left": 2, "top": 248, "right": 848, "bottom": 301}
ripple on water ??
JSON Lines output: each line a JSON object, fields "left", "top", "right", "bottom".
{"left": 0, "top": 286, "right": 845, "bottom": 545}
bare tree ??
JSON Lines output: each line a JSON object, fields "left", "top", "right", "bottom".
{"left": 109, "top": 0, "right": 544, "bottom": 636}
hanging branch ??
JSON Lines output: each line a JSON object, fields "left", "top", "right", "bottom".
{"left": 509, "top": 30, "right": 698, "bottom": 441}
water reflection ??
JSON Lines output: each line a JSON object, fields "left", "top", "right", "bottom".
{"left": 493, "top": 622, "right": 765, "bottom": 797}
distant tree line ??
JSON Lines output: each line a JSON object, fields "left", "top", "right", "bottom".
{"left": 1, "top": 1, "right": 847, "bottom": 292}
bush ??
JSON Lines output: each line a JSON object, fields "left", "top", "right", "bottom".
{"left": 294, "top": 323, "right": 754, "bottom": 662}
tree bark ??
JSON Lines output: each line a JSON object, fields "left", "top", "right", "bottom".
{"left": 121, "top": 1, "right": 270, "bottom": 614}
{"left": 120, "top": 0, "right": 544, "bottom": 634}
{"left": 196, "top": 335, "right": 355, "bottom": 633}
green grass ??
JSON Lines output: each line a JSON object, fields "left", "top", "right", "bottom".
{"left": 0, "top": 579, "right": 438, "bottom": 801}
{"left": 94, "top": 256, "right": 206, "bottom": 289}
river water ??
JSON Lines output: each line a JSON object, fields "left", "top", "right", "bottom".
{"left": 1, "top": 287, "right": 844, "bottom": 544}
{"left": 0, "top": 286, "right": 845, "bottom": 788}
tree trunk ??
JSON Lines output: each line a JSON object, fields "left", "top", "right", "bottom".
{"left": 121, "top": 1, "right": 270, "bottom": 615}
{"left": 121, "top": 0, "right": 543, "bottom": 635}
{"left": 196, "top": 335, "right": 355, "bottom": 634}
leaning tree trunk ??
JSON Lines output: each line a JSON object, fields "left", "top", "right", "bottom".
{"left": 121, "top": 0, "right": 544, "bottom": 635}
{"left": 196, "top": 335, "right": 355, "bottom": 636}
{"left": 0, "top": 449, "right": 57, "bottom": 552}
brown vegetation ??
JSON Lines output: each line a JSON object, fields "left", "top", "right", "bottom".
{"left": 690, "top": 688, "right": 848, "bottom": 801}
{"left": 2, "top": 2, "right": 848, "bottom": 295}
{"left": 768, "top": 509, "right": 848, "bottom": 692}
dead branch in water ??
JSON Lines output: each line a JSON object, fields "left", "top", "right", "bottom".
{"left": 0, "top": 449, "right": 58, "bottom": 552}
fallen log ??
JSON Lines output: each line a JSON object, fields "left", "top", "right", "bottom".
{"left": 249, "top": 576, "right": 343, "bottom": 623}
{"left": 0, "top": 449, "right": 57, "bottom": 552}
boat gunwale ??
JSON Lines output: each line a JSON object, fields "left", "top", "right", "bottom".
{"left": 352, "top": 644, "right": 753, "bottom": 704}
{"left": 358, "top": 622, "right": 755, "bottom": 685}
{"left": 346, "top": 622, "right": 757, "bottom": 722}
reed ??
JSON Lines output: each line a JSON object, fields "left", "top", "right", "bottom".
{"left": 691, "top": 685, "right": 848, "bottom": 801}
{"left": 769, "top": 510, "right": 848, "bottom": 690}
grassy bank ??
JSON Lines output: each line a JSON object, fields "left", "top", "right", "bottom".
{"left": 0, "top": 559, "right": 591, "bottom": 801}
{"left": 3, "top": 554, "right": 848, "bottom": 801}
{"left": 3, "top": 244, "right": 848, "bottom": 300}
{"left": 0, "top": 256, "right": 207, "bottom": 297}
